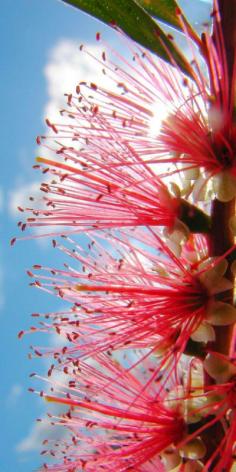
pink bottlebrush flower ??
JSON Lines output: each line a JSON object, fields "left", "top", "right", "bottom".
{"left": 32, "top": 353, "right": 187, "bottom": 471}
{"left": 24, "top": 156, "right": 183, "bottom": 234}
{"left": 30, "top": 352, "right": 236, "bottom": 471}
{"left": 17, "top": 2, "right": 236, "bottom": 470}
{"left": 18, "top": 5, "right": 235, "bottom": 238}
{"left": 155, "top": 3, "right": 236, "bottom": 187}
{"left": 24, "top": 229, "right": 236, "bottom": 364}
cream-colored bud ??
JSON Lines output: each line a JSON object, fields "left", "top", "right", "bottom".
{"left": 167, "top": 460, "right": 204, "bottom": 472}
{"left": 206, "top": 301, "right": 236, "bottom": 326}
{"left": 181, "top": 165, "right": 200, "bottom": 181}
{"left": 191, "top": 322, "right": 215, "bottom": 343}
{"left": 161, "top": 450, "right": 181, "bottom": 471}
{"left": 198, "top": 258, "right": 228, "bottom": 290}
{"left": 204, "top": 353, "right": 236, "bottom": 382}
{"left": 213, "top": 171, "right": 236, "bottom": 202}
{"left": 179, "top": 438, "right": 206, "bottom": 460}
{"left": 182, "top": 460, "right": 204, "bottom": 472}
{"left": 208, "top": 277, "right": 233, "bottom": 295}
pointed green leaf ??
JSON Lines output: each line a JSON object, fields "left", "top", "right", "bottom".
{"left": 137, "top": 0, "right": 201, "bottom": 46}
{"left": 137, "top": 0, "right": 181, "bottom": 30}
{"left": 61, "top": 0, "right": 193, "bottom": 77}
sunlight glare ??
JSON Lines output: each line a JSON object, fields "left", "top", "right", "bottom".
{"left": 149, "top": 101, "right": 171, "bottom": 137}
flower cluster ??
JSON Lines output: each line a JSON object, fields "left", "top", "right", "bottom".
{"left": 26, "top": 231, "right": 235, "bottom": 362}
{"left": 18, "top": 0, "right": 236, "bottom": 470}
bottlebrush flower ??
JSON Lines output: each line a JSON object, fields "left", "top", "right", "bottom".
{"left": 154, "top": 1, "right": 236, "bottom": 200}
{"left": 24, "top": 157, "right": 184, "bottom": 233}
{"left": 24, "top": 229, "right": 236, "bottom": 365}
{"left": 31, "top": 353, "right": 236, "bottom": 471}
{"left": 17, "top": 1, "right": 236, "bottom": 470}
{"left": 18, "top": 3, "right": 236, "bottom": 240}
{"left": 31, "top": 353, "right": 188, "bottom": 471}
{"left": 29, "top": 350, "right": 236, "bottom": 472}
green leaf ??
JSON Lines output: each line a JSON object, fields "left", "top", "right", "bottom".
{"left": 137, "top": 1, "right": 199, "bottom": 40}
{"left": 137, "top": 0, "right": 181, "bottom": 30}
{"left": 61, "top": 0, "right": 193, "bottom": 77}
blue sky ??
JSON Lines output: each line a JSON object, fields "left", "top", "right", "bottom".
{"left": 1, "top": 1, "right": 211, "bottom": 471}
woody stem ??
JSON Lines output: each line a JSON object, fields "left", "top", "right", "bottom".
{"left": 202, "top": 0, "right": 236, "bottom": 465}
{"left": 208, "top": 198, "right": 235, "bottom": 355}
{"left": 207, "top": 0, "right": 236, "bottom": 360}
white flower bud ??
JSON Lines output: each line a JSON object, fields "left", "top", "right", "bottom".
{"left": 213, "top": 171, "right": 236, "bottom": 202}
{"left": 179, "top": 438, "right": 206, "bottom": 460}
{"left": 204, "top": 353, "right": 236, "bottom": 382}
{"left": 191, "top": 322, "right": 215, "bottom": 343}
{"left": 206, "top": 301, "right": 236, "bottom": 326}
{"left": 181, "top": 164, "right": 200, "bottom": 181}
{"left": 198, "top": 258, "right": 228, "bottom": 289}
{"left": 182, "top": 460, "right": 204, "bottom": 472}
{"left": 161, "top": 450, "right": 181, "bottom": 471}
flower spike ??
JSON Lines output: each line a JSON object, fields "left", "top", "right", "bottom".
{"left": 17, "top": 1, "right": 236, "bottom": 470}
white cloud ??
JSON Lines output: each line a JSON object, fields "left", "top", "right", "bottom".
{"left": 8, "top": 182, "right": 41, "bottom": 218}
{"left": 16, "top": 415, "right": 63, "bottom": 453}
{"left": 6, "top": 383, "right": 23, "bottom": 407}
{"left": 9, "top": 38, "right": 112, "bottom": 224}
{"left": 38, "top": 36, "right": 110, "bottom": 117}
{"left": 44, "top": 39, "right": 112, "bottom": 119}
{"left": 16, "top": 368, "right": 70, "bottom": 453}
{"left": 16, "top": 415, "right": 64, "bottom": 453}
{"left": 17, "top": 323, "right": 71, "bottom": 454}
{"left": 8, "top": 182, "right": 52, "bottom": 246}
